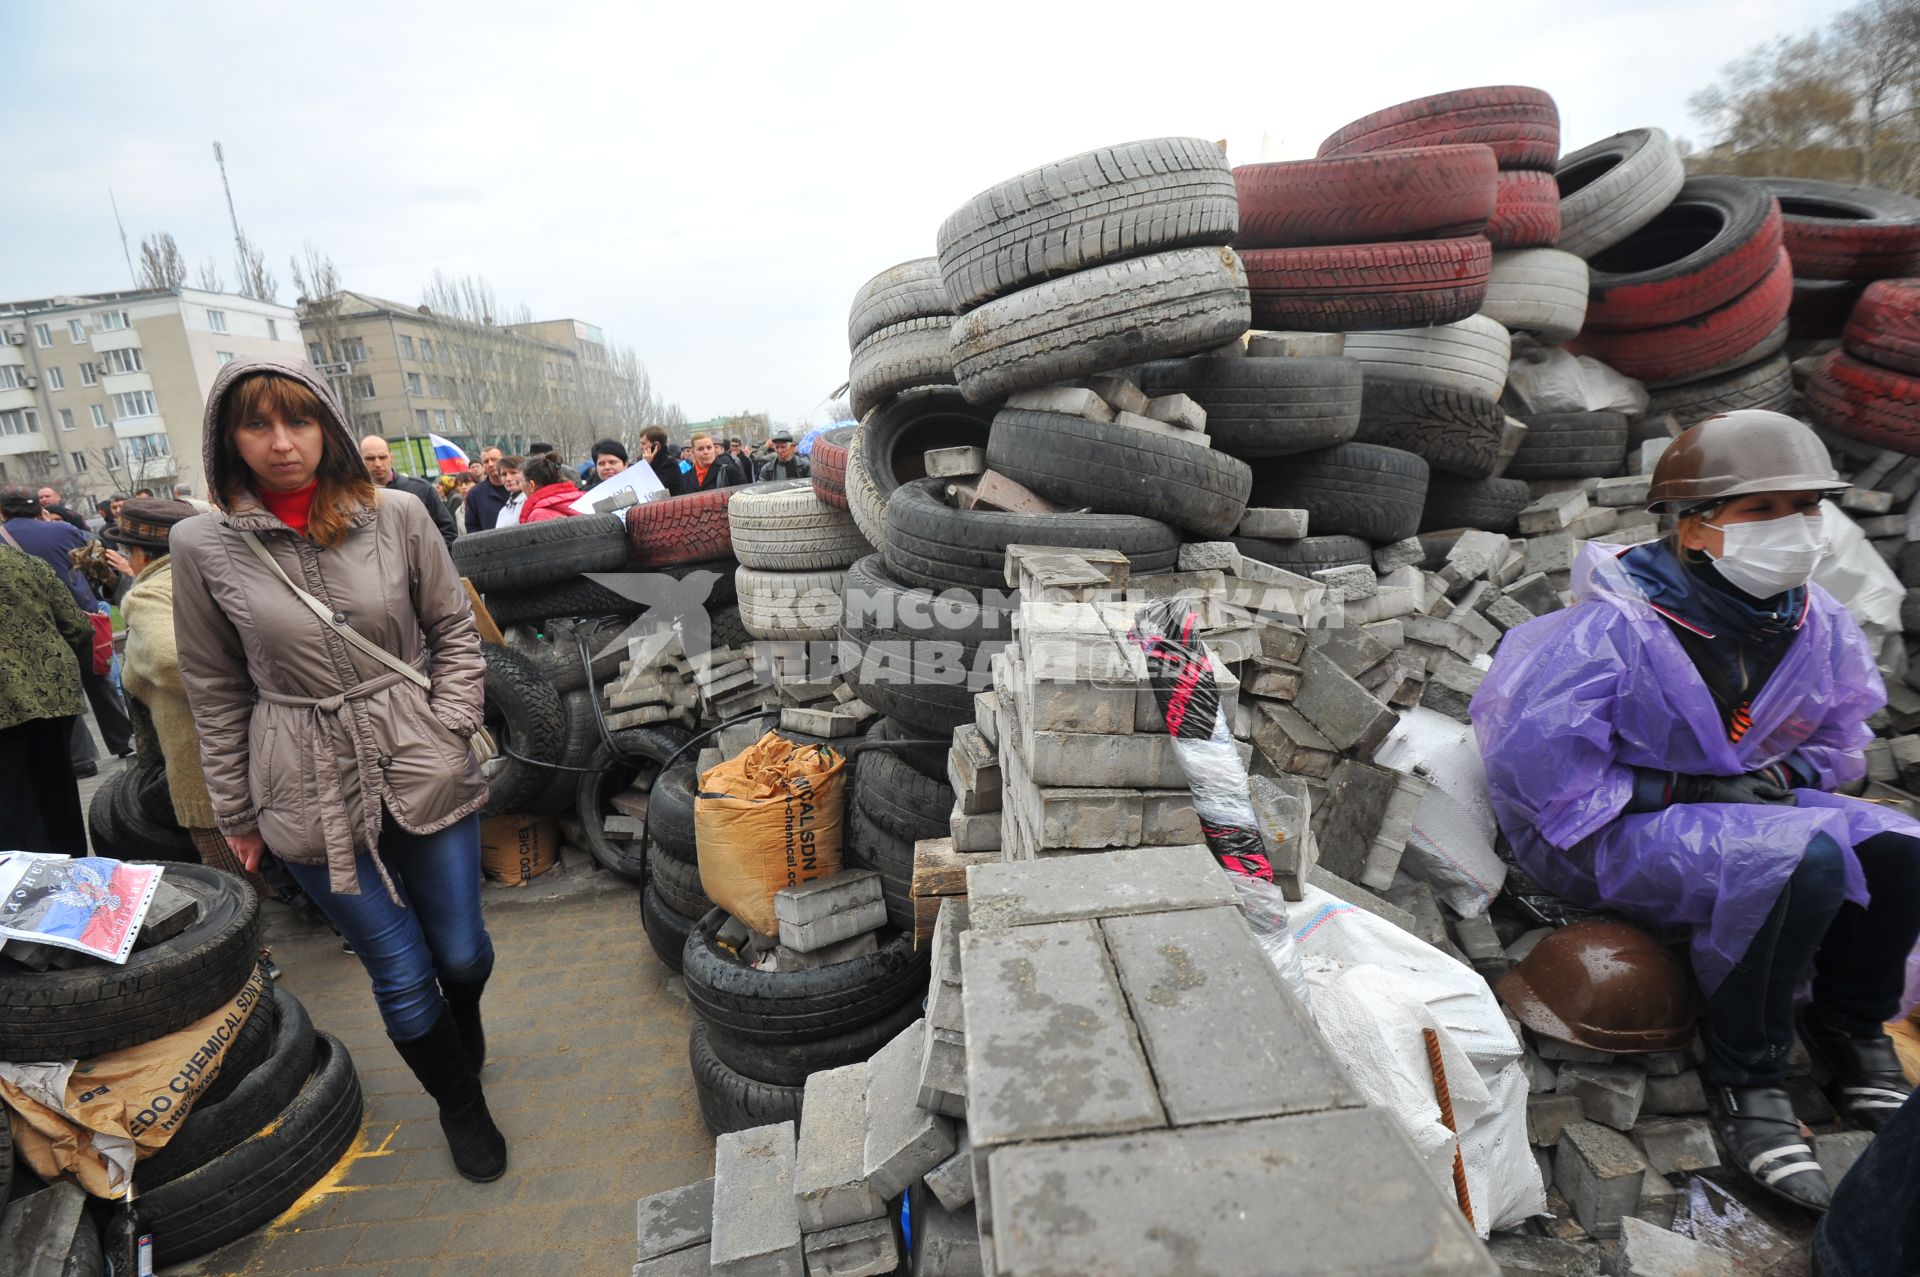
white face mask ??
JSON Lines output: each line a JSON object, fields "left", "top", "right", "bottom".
{"left": 1703, "top": 510, "right": 1827, "bottom": 597}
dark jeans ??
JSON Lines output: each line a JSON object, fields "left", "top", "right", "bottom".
{"left": 1704, "top": 832, "right": 1920, "bottom": 1086}
{"left": 276, "top": 810, "right": 492, "bottom": 1041}
{"left": 1814, "top": 1089, "right": 1920, "bottom": 1275}
{"left": 0, "top": 715, "right": 85, "bottom": 854}
{"left": 80, "top": 659, "right": 131, "bottom": 756}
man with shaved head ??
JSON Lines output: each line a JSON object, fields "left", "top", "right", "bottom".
{"left": 360, "top": 435, "right": 456, "bottom": 548}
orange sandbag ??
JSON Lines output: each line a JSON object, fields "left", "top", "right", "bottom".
{"left": 694, "top": 731, "right": 847, "bottom": 936}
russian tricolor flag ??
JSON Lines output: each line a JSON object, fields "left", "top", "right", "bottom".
{"left": 429, "top": 433, "right": 470, "bottom": 476}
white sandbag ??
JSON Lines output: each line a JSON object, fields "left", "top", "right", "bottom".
{"left": 1504, "top": 344, "right": 1649, "bottom": 417}
{"left": 1459, "top": 1061, "right": 1550, "bottom": 1231}
{"left": 1371, "top": 708, "right": 1507, "bottom": 916}
{"left": 1814, "top": 500, "right": 1904, "bottom": 674}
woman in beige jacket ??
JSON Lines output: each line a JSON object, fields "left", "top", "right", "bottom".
{"left": 172, "top": 356, "right": 505, "bottom": 1183}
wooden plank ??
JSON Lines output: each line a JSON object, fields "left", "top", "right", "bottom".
{"left": 910, "top": 838, "right": 996, "bottom": 900}
{"left": 464, "top": 578, "right": 505, "bottom": 646}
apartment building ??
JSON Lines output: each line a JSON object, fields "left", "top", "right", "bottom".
{"left": 0, "top": 288, "right": 304, "bottom": 508}
{"left": 297, "top": 292, "right": 620, "bottom": 475}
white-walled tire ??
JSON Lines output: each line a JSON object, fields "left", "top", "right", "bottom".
{"left": 1342, "top": 313, "right": 1512, "bottom": 400}
{"left": 736, "top": 565, "right": 849, "bottom": 642}
{"left": 727, "top": 480, "right": 873, "bottom": 571}
{"left": 1555, "top": 128, "right": 1686, "bottom": 259}
{"left": 1481, "top": 249, "right": 1589, "bottom": 344}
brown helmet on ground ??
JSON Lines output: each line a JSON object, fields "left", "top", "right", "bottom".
{"left": 1645, "top": 409, "right": 1842, "bottom": 512}
{"left": 1496, "top": 921, "right": 1697, "bottom": 1054}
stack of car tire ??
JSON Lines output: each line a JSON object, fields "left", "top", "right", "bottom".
{"left": 1764, "top": 177, "right": 1920, "bottom": 342}
{"left": 0, "top": 870, "right": 361, "bottom": 1267}
{"left": 1809, "top": 276, "right": 1920, "bottom": 454}
{"left": 87, "top": 759, "right": 202, "bottom": 863}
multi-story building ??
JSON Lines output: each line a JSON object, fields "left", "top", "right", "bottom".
{"left": 297, "top": 292, "right": 624, "bottom": 476}
{"left": 0, "top": 288, "right": 304, "bottom": 508}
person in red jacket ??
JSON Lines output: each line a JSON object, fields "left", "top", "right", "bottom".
{"left": 517, "top": 453, "right": 582, "bottom": 523}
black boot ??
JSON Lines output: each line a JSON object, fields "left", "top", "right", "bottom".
{"left": 1707, "top": 1083, "right": 1831, "bottom": 1213}
{"left": 1800, "top": 1008, "right": 1913, "bottom": 1133}
{"left": 391, "top": 1007, "right": 508, "bottom": 1183}
{"left": 442, "top": 975, "right": 488, "bottom": 1074}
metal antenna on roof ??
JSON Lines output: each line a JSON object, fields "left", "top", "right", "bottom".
{"left": 108, "top": 187, "right": 135, "bottom": 288}
{"left": 213, "top": 142, "right": 244, "bottom": 266}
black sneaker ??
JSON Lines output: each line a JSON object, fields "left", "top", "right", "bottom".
{"left": 1800, "top": 1008, "right": 1913, "bottom": 1133}
{"left": 1707, "top": 1083, "right": 1832, "bottom": 1213}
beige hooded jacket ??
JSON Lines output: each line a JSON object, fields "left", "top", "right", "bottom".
{"left": 171, "top": 355, "right": 487, "bottom": 896}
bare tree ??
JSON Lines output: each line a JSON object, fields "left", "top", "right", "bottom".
{"left": 195, "top": 258, "right": 225, "bottom": 291}
{"left": 823, "top": 397, "right": 853, "bottom": 423}
{"left": 418, "top": 271, "right": 558, "bottom": 454}
{"left": 291, "top": 244, "right": 354, "bottom": 405}
{"left": 657, "top": 403, "right": 688, "bottom": 431}
{"left": 137, "top": 233, "right": 187, "bottom": 290}
{"left": 233, "top": 230, "right": 279, "bottom": 302}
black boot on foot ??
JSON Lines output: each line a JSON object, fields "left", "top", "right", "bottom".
{"left": 1707, "top": 1083, "right": 1831, "bottom": 1213}
{"left": 1800, "top": 1008, "right": 1913, "bottom": 1133}
{"left": 391, "top": 1007, "right": 508, "bottom": 1182}
{"left": 442, "top": 976, "right": 488, "bottom": 1074}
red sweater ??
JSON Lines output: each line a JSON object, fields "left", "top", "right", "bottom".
{"left": 520, "top": 482, "right": 582, "bottom": 523}
{"left": 259, "top": 481, "right": 317, "bottom": 534}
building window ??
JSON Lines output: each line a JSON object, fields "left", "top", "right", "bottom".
{"left": 58, "top": 409, "right": 75, "bottom": 432}
{"left": 308, "top": 342, "right": 325, "bottom": 363}
{"left": 415, "top": 408, "right": 429, "bottom": 431}
{"left": 70, "top": 452, "right": 88, "bottom": 473}
{"left": 427, "top": 375, "right": 440, "bottom": 397}
{"left": 90, "top": 405, "right": 107, "bottom": 428}
{"left": 79, "top": 363, "right": 97, "bottom": 387}
{"left": 358, "top": 412, "right": 382, "bottom": 433}
{"left": 129, "top": 433, "right": 171, "bottom": 463}
{"left": 0, "top": 409, "right": 41, "bottom": 436}
{"left": 434, "top": 410, "right": 447, "bottom": 430}
{"left": 33, "top": 324, "right": 52, "bottom": 348}
{"left": 68, "top": 319, "right": 86, "bottom": 343}
{"left": 0, "top": 367, "right": 25, "bottom": 391}
{"left": 356, "top": 375, "right": 376, "bottom": 399}
{"left": 341, "top": 336, "right": 367, "bottom": 362}
{"left": 207, "top": 309, "right": 228, "bottom": 333}
{"left": 267, "top": 318, "right": 278, "bottom": 341}
{"left": 398, "top": 334, "right": 415, "bottom": 359}
{"left": 101, "top": 445, "right": 120, "bottom": 468}
{"left": 45, "top": 367, "right": 64, "bottom": 391}
{"left": 96, "top": 310, "right": 129, "bottom": 332}
{"left": 420, "top": 338, "right": 435, "bottom": 364}
{"left": 217, "top": 351, "right": 235, "bottom": 365}
{"left": 111, "top": 390, "right": 158, "bottom": 419}
{"left": 102, "top": 347, "right": 144, "bottom": 375}
{"left": 406, "top": 372, "right": 422, "bottom": 395}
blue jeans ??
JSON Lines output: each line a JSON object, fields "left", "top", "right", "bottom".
{"left": 1814, "top": 1089, "right": 1920, "bottom": 1275}
{"left": 276, "top": 811, "right": 492, "bottom": 1041}
{"left": 1704, "top": 832, "right": 1920, "bottom": 1086}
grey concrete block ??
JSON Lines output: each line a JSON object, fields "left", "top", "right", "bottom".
{"left": 1373, "top": 536, "right": 1426, "bottom": 573}
{"left": 1305, "top": 626, "right": 1393, "bottom": 681}
{"left": 802, "top": 1216, "right": 900, "bottom": 1277}
{"left": 1593, "top": 475, "right": 1651, "bottom": 507}
{"left": 863, "top": 1019, "right": 957, "bottom": 1198}
{"left": 780, "top": 901, "right": 887, "bottom": 952}
{"left": 761, "top": 933, "right": 879, "bottom": 971}
{"left": 923, "top": 1127, "right": 976, "bottom": 1211}
{"left": 1139, "top": 790, "right": 1205, "bottom": 846}
{"left": 925, "top": 446, "right": 986, "bottom": 478}
{"left": 1310, "top": 758, "right": 1399, "bottom": 883}
{"left": 967, "top": 844, "right": 1234, "bottom": 930}
{"left": 1450, "top": 913, "right": 1509, "bottom": 978}
{"left": 635, "top": 1177, "right": 714, "bottom": 1263}
{"left": 1528, "top": 1093, "right": 1586, "bottom": 1148}
{"left": 909, "top": 1189, "right": 983, "bottom": 1277}
{"left": 1246, "top": 656, "right": 1302, "bottom": 700}
{"left": 1004, "top": 542, "right": 1131, "bottom": 590}
{"left": 1443, "top": 528, "right": 1511, "bottom": 583}
{"left": 948, "top": 805, "right": 1001, "bottom": 854}
{"left": 1250, "top": 701, "right": 1341, "bottom": 779}
{"left": 1557, "top": 1063, "right": 1647, "bottom": 1132}
{"left": 1629, "top": 1117, "right": 1718, "bottom": 1175}
{"left": 1250, "top": 772, "right": 1314, "bottom": 900}
{"left": 632, "top": 1244, "right": 712, "bottom": 1276}
{"left": 1293, "top": 646, "right": 1397, "bottom": 756}
{"left": 1005, "top": 385, "right": 1115, "bottom": 422}
{"left": 1103, "top": 906, "right": 1361, "bottom": 1124}
{"left": 1505, "top": 571, "right": 1565, "bottom": 617}
{"left": 780, "top": 705, "right": 862, "bottom": 737}
{"left": 1312, "top": 563, "right": 1378, "bottom": 600}
{"left": 1536, "top": 1038, "right": 1626, "bottom": 1065}
{"left": 1115, "top": 409, "right": 1210, "bottom": 446}
{"left": 1421, "top": 660, "right": 1485, "bottom": 723}
{"left": 776, "top": 870, "right": 884, "bottom": 926}
{"left": 1017, "top": 727, "right": 1184, "bottom": 789}
{"left": 1486, "top": 1234, "right": 1601, "bottom": 1276}
{"left": 1554, "top": 1121, "right": 1648, "bottom": 1239}
{"left": 989, "top": 1109, "right": 1497, "bottom": 1276}
{"left": 796, "top": 1065, "right": 887, "bottom": 1232}
{"left": 713, "top": 1122, "right": 804, "bottom": 1276}
{"left": 1816, "top": 1130, "right": 1874, "bottom": 1183}
{"left": 961, "top": 921, "right": 1165, "bottom": 1148}
{"left": 1238, "top": 507, "right": 1310, "bottom": 539}
{"left": 1566, "top": 505, "right": 1618, "bottom": 540}
{"left": 1609, "top": 1216, "right": 1736, "bottom": 1276}
{"left": 1088, "top": 373, "right": 1151, "bottom": 417}
{"left": 1518, "top": 487, "right": 1589, "bottom": 534}
{"left": 918, "top": 1025, "right": 968, "bottom": 1118}
{"left": 1177, "top": 540, "right": 1240, "bottom": 573}
{"left": 1526, "top": 532, "right": 1578, "bottom": 575}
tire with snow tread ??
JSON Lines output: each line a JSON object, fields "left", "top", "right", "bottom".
{"left": 1241, "top": 237, "right": 1492, "bottom": 332}
{"left": 1319, "top": 86, "right": 1561, "bottom": 169}
{"left": 689, "top": 1019, "right": 804, "bottom": 1136}
{"left": 1505, "top": 413, "right": 1631, "bottom": 480}
{"left": 481, "top": 643, "right": 567, "bottom": 816}
{"left": 948, "top": 247, "right": 1252, "bottom": 405}
{"left": 1571, "top": 248, "right": 1793, "bottom": 384}
{"left": 1481, "top": 248, "right": 1588, "bottom": 343}
{"left": 984, "top": 407, "right": 1252, "bottom": 539}
{"left": 1757, "top": 177, "right": 1920, "bottom": 280}
{"left": 0, "top": 864, "right": 259, "bottom": 1060}
{"left": 1554, "top": 129, "right": 1687, "bottom": 259}
{"left": 849, "top": 258, "right": 950, "bottom": 350}
{"left": 736, "top": 565, "right": 849, "bottom": 642}
{"left": 1643, "top": 356, "right": 1794, "bottom": 427}
{"left": 1231, "top": 146, "right": 1497, "bottom": 248}
{"left": 936, "top": 137, "right": 1239, "bottom": 313}
{"left": 728, "top": 479, "right": 872, "bottom": 571}
{"left": 1420, "top": 474, "right": 1532, "bottom": 534}
{"left": 1134, "top": 355, "right": 1362, "bottom": 458}
{"left": 1487, "top": 170, "right": 1561, "bottom": 249}
{"left": 1246, "top": 443, "right": 1430, "bottom": 543}
{"left": 451, "top": 514, "right": 628, "bottom": 593}
{"left": 849, "top": 316, "right": 955, "bottom": 420}
{"left": 1354, "top": 381, "right": 1505, "bottom": 478}
{"left": 625, "top": 489, "right": 737, "bottom": 568}
{"left": 881, "top": 476, "right": 1179, "bottom": 591}
{"left": 1582, "top": 177, "right": 1783, "bottom": 329}
{"left": 1343, "top": 314, "right": 1512, "bottom": 399}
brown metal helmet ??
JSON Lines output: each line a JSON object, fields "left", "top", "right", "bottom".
{"left": 1495, "top": 921, "right": 1697, "bottom": 1054}
{"left": 1645, "top": 409, "right": 1842, "bottom": 511}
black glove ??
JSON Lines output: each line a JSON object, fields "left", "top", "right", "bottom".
{"left": 1670, "top": 772, "right": 1798, "bottom": 806}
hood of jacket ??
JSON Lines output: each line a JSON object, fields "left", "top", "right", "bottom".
{"left": 201, "top": 355, "right": 361, "bottom": 513}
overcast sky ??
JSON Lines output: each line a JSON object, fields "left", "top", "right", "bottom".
{"left": 0, "top": 0, "right": 1857, "bottom": 426}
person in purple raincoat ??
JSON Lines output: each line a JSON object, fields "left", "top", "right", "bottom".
{"left": 1472, "top": 411, "right": 1920, "bottom": 1214}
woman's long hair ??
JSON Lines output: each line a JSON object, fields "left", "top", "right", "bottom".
{"left": 217, "top": 373, "right": 375, "bottom": 549}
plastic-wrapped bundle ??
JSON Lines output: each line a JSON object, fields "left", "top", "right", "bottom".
{"left": 1126, "top": 598, "right": 1269, "bottom": 881}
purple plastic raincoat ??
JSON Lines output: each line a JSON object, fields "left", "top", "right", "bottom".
{"left": 1472, "top": 542, "right": 1920, "bottom": 993}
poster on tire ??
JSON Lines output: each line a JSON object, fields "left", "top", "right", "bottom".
{"left": 0, "top": 852, "right": 162, "bottom": 965}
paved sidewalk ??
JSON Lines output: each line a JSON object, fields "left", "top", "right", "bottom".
{"left": 165, "top": 853, "right": 711, "bottom": 1276}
